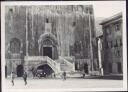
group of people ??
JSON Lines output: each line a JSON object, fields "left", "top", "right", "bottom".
{"left": 11, "top": 71, "right": 67, "bottom": 86}
{"left": 11, "top": 71, "right": 27, "bottom": 86}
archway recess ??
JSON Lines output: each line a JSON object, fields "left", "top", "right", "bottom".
{"left": 37, "top": 64, "right": 54, "bottom": 77}
{"left": 16, "top": 65, "right": 24, "bottom": 77}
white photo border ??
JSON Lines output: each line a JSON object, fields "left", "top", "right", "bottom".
{"left": 1, "top": 1, "right": 127, "bottom": 91}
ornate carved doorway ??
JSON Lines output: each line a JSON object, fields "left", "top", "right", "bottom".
{"left": 38, "top": 33, "right": 58, "bottom": 59}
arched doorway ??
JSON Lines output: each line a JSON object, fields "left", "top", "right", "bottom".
{"left": 39, "top": 33, "right": 58, "bottom": 59}
{"left": 16, "top": 65, "right": 24, "bottom": 77}
{"left": 84, "top": 63, "right": 88, "bottom": 74}
{"left": 37, "top": 64, "right": 54, "bottom": 77}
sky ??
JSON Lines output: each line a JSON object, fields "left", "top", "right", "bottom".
{"left": 91, "top": 1, "right": 126, "bottom": 18}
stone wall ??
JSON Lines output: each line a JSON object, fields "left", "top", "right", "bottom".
{"left": 5, "top": 5, "right": 98, "bottom": 76}
{"left": 101, "top": 13, "right": 123, "bottom": 74}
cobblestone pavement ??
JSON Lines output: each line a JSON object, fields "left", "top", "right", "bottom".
{"left": 4, "top": 78, "right": 123, "bottom": 91}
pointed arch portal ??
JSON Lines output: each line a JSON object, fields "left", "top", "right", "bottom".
{"left": 38, "top": 33, "right": 58, "bottom": 59}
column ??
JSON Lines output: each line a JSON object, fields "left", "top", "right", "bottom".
{"left": 26, "top": 7, "right": 29, "bottom": 56}
{"left": 88, "top": 13, "right": 94, "bottom": 71}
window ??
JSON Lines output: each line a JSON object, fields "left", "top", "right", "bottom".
{"left": 9, "top": 8, "right": 13, "bottom": 13}
{"left": 117, "top": 62, "right": 122, "bottom": 73}
{"left": 114, "top": 40, "right": 118, "bottom": 47}
{"left": 90, "top": 10, "right": 92, "bottom": 14}
{"left": 115, "top": 24, "right": 120, "bottom": 31}
{"left": 86, "top": 8, "right": 88, "bottom": 13}
{"left": 120, "top": 38, "right": 122, "bottom": 46}
{"left": 46, "top": 18, "right": 49, "bottom": 23}
{"left": 117, "top": 50, "right": 120, "bottom": 57}
{"left": 108, "top": 63, "right": 112, "bottom": 73}
{"left": 106, "top": 27, "right": 111, "bottom": 35}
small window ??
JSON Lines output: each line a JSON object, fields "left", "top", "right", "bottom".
{"left": 106, "top": 27, "right": 111, "bottom": 35}
{"left": 120, "top": 38, "right": 122, "bottom": 46}
{"left": 46, "top": 18, "right": 49, "bottom": 23}
{"left": 117, "top": 50, "right": 120, "bottom": 57}
{"left": 89, "top": 10, "right": 92, "bottom": 14}
{"left": 115, "top": 24, "right": 120, "bottom": 31}
{"left": 9, "top": 8, "right": 13, "bottom": 12}
{"left": 114, "top": 40, "right": 118, "bottom": 47}
{"left": 86, "top": 8, "right": 88, "bottom": 13}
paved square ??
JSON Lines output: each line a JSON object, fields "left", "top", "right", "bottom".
{"left": 5, "top": 78, "right": 123, "bottom": 89}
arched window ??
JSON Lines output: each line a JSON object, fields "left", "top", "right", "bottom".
{"left": 10, "top": 38, "right": 21, "bottom": 53}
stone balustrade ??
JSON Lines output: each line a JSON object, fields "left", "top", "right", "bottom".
{"left": 24, "top": 56, "right": 60, "bottom": 73}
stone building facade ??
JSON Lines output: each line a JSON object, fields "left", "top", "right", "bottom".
{"left": 100, "top": 13, "right": 123, "bottom": 75}
{"left": 5, "top": 5, "right": 98, "bottom": 77}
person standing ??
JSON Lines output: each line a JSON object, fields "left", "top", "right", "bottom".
{"left": 53, "top": 73, "right": 56, "bottom": 78}
{"left": 23, "top": 71, "right": 27, "bottom": 85}
{"left": 11, "top": 72, "right": 15, "bottom": 86}
{"left": 63, "top": 71, "right": 66, "bottom": 80}
{"left": 83, "top": 72, "right": 85, "bottom": 78}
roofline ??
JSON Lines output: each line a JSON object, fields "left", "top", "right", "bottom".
{"left": 100, "top": 12, "right": 122, "bottom": 25}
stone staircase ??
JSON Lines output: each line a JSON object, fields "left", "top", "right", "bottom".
{"left": 25, "top": 56, "right": 76, "bottom": 77}
{"left": 46, "top": 56, "right": 60, "bottom": 74}
{"left": 59, "top": 56, "right": 75, "bottom": 72}
{"left": 24, "top": 56, "right": 60, "bottom": 74}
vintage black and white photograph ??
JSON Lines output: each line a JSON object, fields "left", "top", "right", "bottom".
{"left": 1, "top": 1, "right": 127, "bottom": 92}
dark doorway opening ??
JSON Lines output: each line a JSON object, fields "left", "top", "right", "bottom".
{"left": 37, "top": 64, "right": 54, "bottom": 77}
{"left": 117, "top": 62, "right": 122, "bottom": 73}
{"left": 16, "top": 65, "right": 24, "bottom": 77}
{"left": 5, "top": 66, "right": 7, "bottom": 78}
{"left": 84, "top": 63, "right": 88, "bottom": 74}
{"left": 108, "top": 63, "right": 112, "bottom": 73}
{"left": 75, "top": 62, "right": 78, "bottom": 70}
{"left": 43, "top": 47, "right": 52, "bottom": 59}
